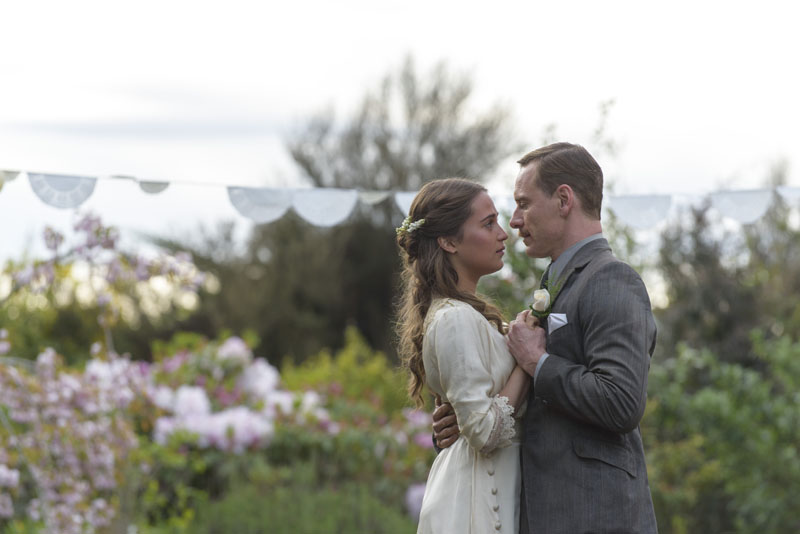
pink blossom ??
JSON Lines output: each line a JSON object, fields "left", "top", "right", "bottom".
{"left": 153, "top": 417, "right": 178, "bottom": 445}
{"left": 14, "top": 266, "right": 33, "bottom": 286}
{"left": 173, "top": 386, "right": 211, "bottom": 418}
{"left": 156, "top": 407, "right": 274, "bottom": 453}
{"left": 35, "top": 348, "right": 58, "bottom": 379}
{"left": 214, "top": 386, "right": 241, "bottom": 407}
{"left": 163, "top": 351, "right": 189, "bottom": 373}
{"left": 134, "top": 257, "right": 151, "bottom": 281}
{"left": 175, "top": 251, "right": 193, "bottom": 264}
{"left": 413, "top": 432, "right": 434, "bottom": 449}
{"left": 148, "top": 385, "right": 175, "bottom": 411}
{"left": 394, "top": 432, "right": 408, "bottom": 446}
{"left": 43, "top": 227, "right": 65, "bottom": 251}
{"left": 238, "top": 358, "right": 280, "bottom": 400}
{"left": 217, "top": 336, "right": 252, "bottom": 364}
{"left": 264, "top": 390, "right": 295, "bottom": 418}
{"left": 0, "top": 493, "right": 13, "bottom": 518}
{"left": 320, "top": 419, "right": 341, "bottom": 435}
{"left": 403, "top": 408, "right": 432, "bottom": 428}
{"left": 405, "top": 483, "right": 426, "bottom": 521}
{"left": 0, "top": 465, "right": 20, "bottom": 488}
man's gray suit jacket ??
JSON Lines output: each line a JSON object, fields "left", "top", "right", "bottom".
{"left": 520, "top": 238, "right": 658, "bottom": 534}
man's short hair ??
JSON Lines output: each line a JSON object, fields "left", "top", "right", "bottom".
{"left": 518, "top": 142, "right": 603, "bottom": 219}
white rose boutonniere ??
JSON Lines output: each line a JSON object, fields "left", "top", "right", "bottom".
{"left": 528, "top": 277, "right": 564, "bottom": 325}
{"left": 531, "top": 288, "right": 550, "bottom": 313}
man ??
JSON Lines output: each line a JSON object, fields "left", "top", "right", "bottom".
{"left": 432, "top": 142, "right": 658, "bottom": 533}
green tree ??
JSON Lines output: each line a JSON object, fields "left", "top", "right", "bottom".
{"left": 175, "top": 56, "right": 521, "bottom": 364}
{"left": 656, "top": 189, "right": 800, "bottom": 368}
{"left": 288, "top": 55, "right": 518, "bottom": 191}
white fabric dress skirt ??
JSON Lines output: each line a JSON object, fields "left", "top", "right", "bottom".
{"left": 416, "top": 298, "right": 524, "bottom": 534}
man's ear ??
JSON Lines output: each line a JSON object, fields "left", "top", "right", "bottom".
{"left": 437, "top": 236, "right": 458, "bottom": 254}
{"left": 555, "top": 184, "right": 574, "bottom": 215}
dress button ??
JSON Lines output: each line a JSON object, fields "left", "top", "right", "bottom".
{"left": 493, "top": 504, "right": 500, "bottom": 512}
{"left": 488, "top": 468, "right": 495, "bottom": 476}
{"left": 495, "top": 521, "right": 502, "bottom": 530}
{"left": 491, "top": 487, "right": 498, "bottom": 495}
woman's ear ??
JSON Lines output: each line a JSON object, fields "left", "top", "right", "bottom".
{"left": 437, "top": 236, "right": 458, "bottom": 254}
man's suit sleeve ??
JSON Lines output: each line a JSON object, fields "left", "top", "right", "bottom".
{"left": 534, "top": 261, "right": 656, "bottom": 433}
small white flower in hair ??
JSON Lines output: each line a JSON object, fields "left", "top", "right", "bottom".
{"left": 396, "top": 216, "right": 426, "bottom": 236}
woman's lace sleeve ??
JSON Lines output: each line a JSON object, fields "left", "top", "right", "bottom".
{"left": 479, "top": 395, "right": 516, "bottom": 455}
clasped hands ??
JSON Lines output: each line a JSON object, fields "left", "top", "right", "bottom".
{"left": 431, "top": 311, "right": 546, "bottom": 448}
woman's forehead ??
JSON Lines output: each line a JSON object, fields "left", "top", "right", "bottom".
{"left": 469, "top": 191, "right": 497, "bottom": 218}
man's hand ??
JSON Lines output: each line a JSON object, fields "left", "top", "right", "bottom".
{"left": 432, "top": 395, "right": 459, "bottom": 449}
{"left": 507, "top": 309, "right": 547, "bottom": 376}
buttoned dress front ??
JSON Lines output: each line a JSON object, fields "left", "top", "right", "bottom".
{"left": 416, "top": 298, "right": 523, "bottom": 534}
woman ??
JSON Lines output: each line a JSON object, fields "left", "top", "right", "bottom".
{"left": 395, "top": 178, "right": 530, "bottom": 534}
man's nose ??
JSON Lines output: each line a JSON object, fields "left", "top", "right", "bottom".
{"left": 509, "top": 211, "right": 521, "bottom": 228}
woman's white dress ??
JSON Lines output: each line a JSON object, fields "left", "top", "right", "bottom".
{"left": 417, "top": 298, "right": 523, "bottom": 534}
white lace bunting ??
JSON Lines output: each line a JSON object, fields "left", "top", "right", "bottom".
{"left": 710, "top": 189, "right": 774, "bottom": 224}
{"left": 227, "top": 187, "right": 294, "bottom": 224}
{"left": 27, "top": 172, "right": 97, "bottom": 209}
{"left": 292, "top": 188, "right": 359, "bottom": 226}
{"left": 394, "top": 191, "right": 416, "bottom": 216}
{"left": 1, "top": 168, "right": 798, "bottom": 228}
{"left": 605, "top": 194, "right": 673, "bottom": 229}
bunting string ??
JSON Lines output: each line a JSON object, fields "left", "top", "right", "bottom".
{"left": 0, "top": 169, "right": 798, "bottom": 229}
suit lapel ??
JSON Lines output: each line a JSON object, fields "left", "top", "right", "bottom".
{"left": 549, "top": 238, "right": 612, "bottom": 309}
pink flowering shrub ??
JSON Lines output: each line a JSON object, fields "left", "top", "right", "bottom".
{"left": 0, "top": 349, "right": 144, "bottom": 533}
{"left": 0, "top": 215, "right": 433, "bottom": 531}
{"left": 275, "top": 327, "right": 435, "bottom": 515}
{"left": 146, "top": 334, "right": 296, "bottom": 453}
{"left": 0, "top": 212, "right": 206, "bottom": 364}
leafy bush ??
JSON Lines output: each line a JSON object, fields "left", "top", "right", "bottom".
{"left": 281, "top": 326, "right": 410, "bottom": 413}
{"left": 189, "top": 462, "right": 416, "bottom": 534}
{"left": 644, "top": 331, "right": 800, "bottom": 533}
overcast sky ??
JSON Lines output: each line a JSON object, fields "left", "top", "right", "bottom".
{"left": 1, "top": 0, "right": 799, "bottom": 260}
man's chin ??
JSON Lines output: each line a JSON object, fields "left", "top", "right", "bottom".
{"left": 525, "top": 246, "right": 543, "bottom": 259}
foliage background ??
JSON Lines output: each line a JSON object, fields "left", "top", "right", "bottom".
{"left": 1, "top": 58, "right": 799, "bottom": 533}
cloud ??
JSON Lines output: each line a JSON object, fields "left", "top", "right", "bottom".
{"left": 6, "top": 117, "right": 288, "bottom": 140}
